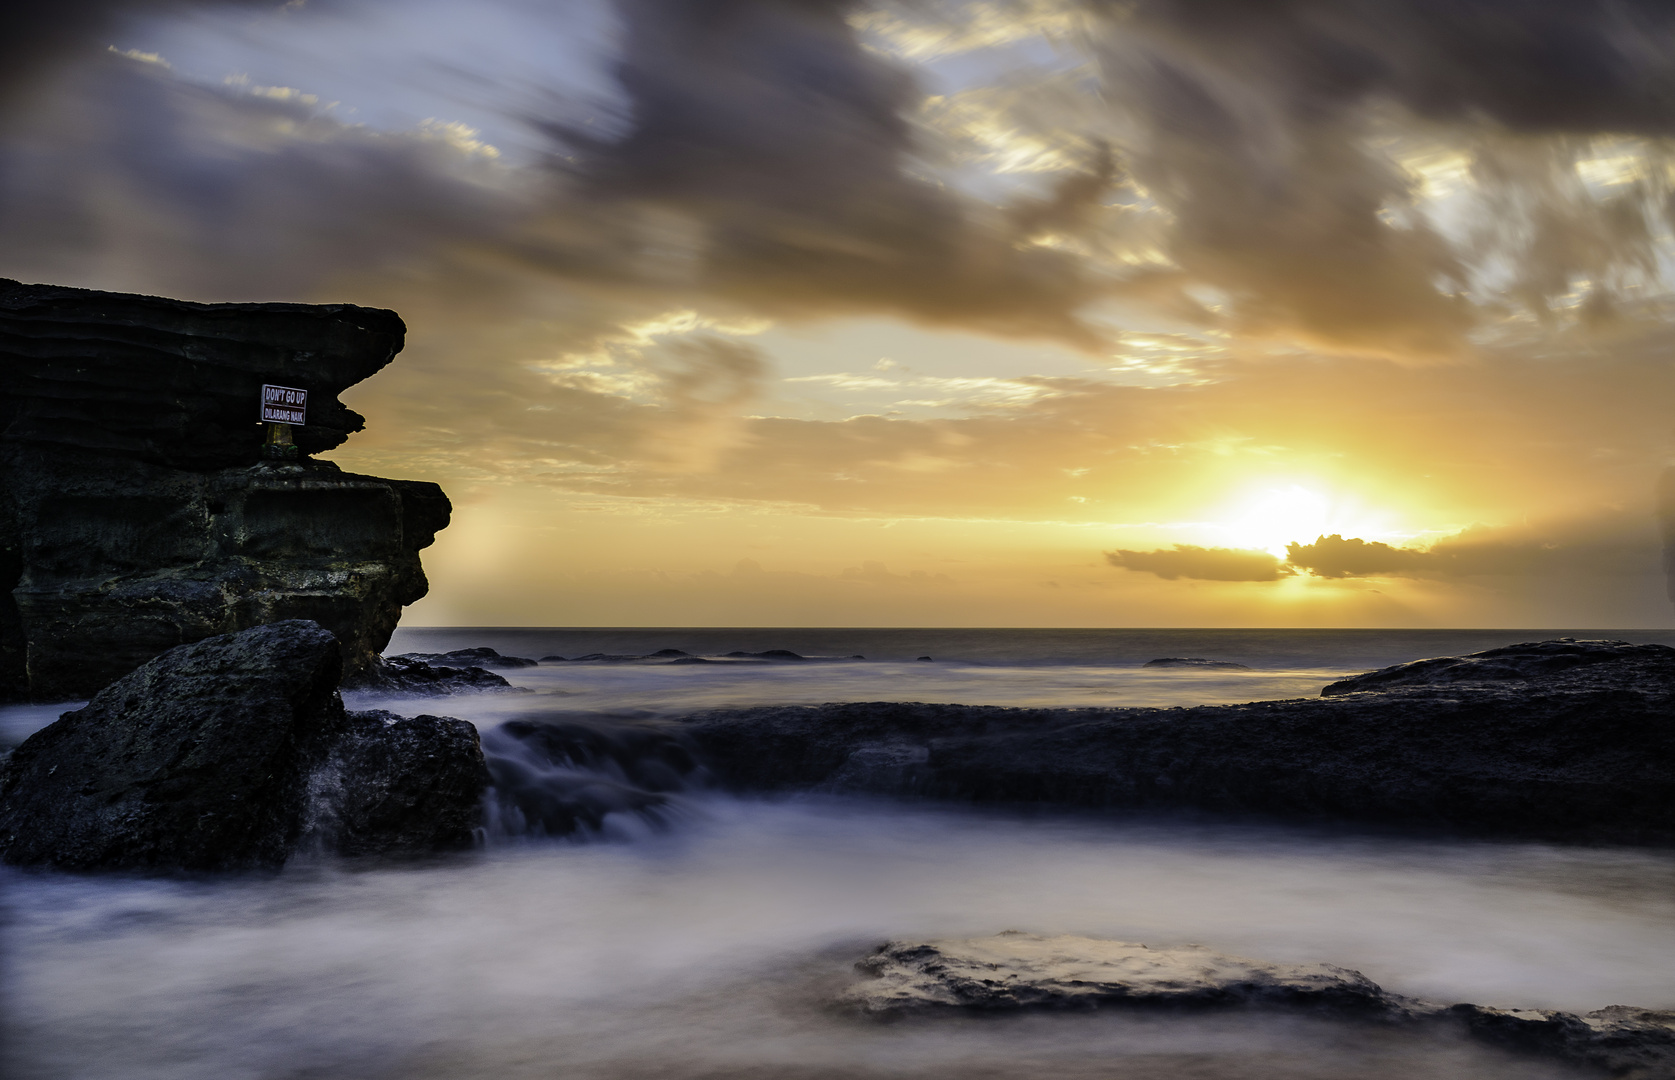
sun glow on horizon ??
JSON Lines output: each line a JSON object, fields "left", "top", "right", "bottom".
{"left": 1209, "top": 484, "right": 1404, "bottom": 557}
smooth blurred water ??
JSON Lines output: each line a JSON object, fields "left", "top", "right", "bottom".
{"left": 4, "top": 627, "right": 1674, "bottom": 1079}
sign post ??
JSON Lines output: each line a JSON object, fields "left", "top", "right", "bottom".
{"left": 259, "top": 384, "right": 307, "bottom": 461}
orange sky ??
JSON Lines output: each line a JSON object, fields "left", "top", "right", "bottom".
{"left": 7, "top": 0, "right": 1675, "bottom": 626}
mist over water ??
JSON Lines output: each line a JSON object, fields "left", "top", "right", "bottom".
{"left": 4, "top": 628, "right": 1674, "bottom": 1078}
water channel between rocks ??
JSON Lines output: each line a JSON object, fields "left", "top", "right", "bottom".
{"left": 4, "top": 628, "right": 1673, "bottom": 1079}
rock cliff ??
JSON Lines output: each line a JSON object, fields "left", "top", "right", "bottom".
{"left": 0, "top": 278, "right": 449, "bottom": 700}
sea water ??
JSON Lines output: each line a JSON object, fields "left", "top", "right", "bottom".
{"left": 3, "top": 628, "right": 1674, "bottom": 1079}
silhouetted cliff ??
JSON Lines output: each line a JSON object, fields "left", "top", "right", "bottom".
{"left": 1, "top": 279, "right": 448, "bottom": 700}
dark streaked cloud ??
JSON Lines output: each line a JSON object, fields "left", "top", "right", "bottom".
{"left": 1082, "top": 0, "right": 1675, "bottom": 356}
{"left": 1106, "top": 545, "right": 1292, "bottom": 582}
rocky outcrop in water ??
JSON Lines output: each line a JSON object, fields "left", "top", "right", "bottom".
{"left": 1, "top": 278, "right": 449, "bottom": 700}
{"left": 1321, "top": 637, "right": 1675, "bottom": 693}
{"left": 0, "top": 621, "right": 488, "bottom": 871}
{"left": 1144, "top": 657, "right": 1251, "bottom": 669}
{"left": 678, "top": 639, "right": 1675, "bottom": 844}
{"left": 847, "top": 933, "right": 1675, "bottom": 1078}
{"left": 347, "top": 655, "right": 516, "bottom": 696}
{"left": 393, "top": 647, "right": 539, "bottom": 669}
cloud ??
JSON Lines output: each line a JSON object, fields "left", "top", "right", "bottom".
{"left": 1286, "top": 514, "right": 1661, "bottom": 581}
{"left": 1105, "top": 545, "right": 1292, "bottom": 581}
{"left": 1285, "top": 535, "right": 1430, "bottom": 578}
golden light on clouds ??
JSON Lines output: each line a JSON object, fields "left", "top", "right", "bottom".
{"left": 8, "top": 0, "right": 1675, "bottom": 627}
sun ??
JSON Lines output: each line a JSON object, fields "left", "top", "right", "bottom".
{"left": 1218, "top": 485, "right": 1334, "bottom": 557}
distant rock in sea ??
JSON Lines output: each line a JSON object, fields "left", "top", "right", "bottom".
{"left": 845, "top": 933, "right": 1675, "bottom": 1077}
{"left": 0, "top": 278, "right": 449, "bottom": 701}
{"left": 1143, "top": 657, "right": 1251, "bottom": 669}
{"left": 538, "top": 647, "right": 858, "bottom": 664}
{"left": 0, "top": 621, "right": 487, "bottom": 871}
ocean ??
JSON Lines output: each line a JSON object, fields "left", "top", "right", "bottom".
{"left": 3, "top": 627, "right": 1674, "bottom": 1079}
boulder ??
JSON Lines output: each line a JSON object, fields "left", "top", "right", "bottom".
{"left": 0, "top": 621, "right": 488, "bottom": 871}
{"left": 1, "top": 278, "right": 450, "bottom": 701}
{"left": 307, "top": 710, "right": 489, "bottom": 856}
{"left": 846, "top": 933, "right": 1675, "bottom": 1077}
{"left": 678, "top": 639, "right": 1675, "bottom": 844}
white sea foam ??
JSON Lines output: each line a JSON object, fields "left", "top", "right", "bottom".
{"left": 4, "top": 628, "right": 1673, "bottom": 1078}
{"left": 6, "top": 798, "right": 1671, "bottom": 1079}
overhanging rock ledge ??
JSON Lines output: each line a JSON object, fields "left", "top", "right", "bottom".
{"left": 0, "top": 278, "right": 449, "bottom": 701}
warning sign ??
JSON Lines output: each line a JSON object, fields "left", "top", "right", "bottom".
{"left": 260, "top": 384, "right": 307, "bottom": 425}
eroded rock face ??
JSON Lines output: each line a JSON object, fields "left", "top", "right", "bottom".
{"left": 678, "top": 639, "right": 1675, "bottom": 844}
{"left": 0, "top": 279, "right": 450, "bottom": 700}
{"left": 0, "top": 621, "right": 488, "bottom": 871}
{"left": 846, "top": 934, "right": 1675, "bottom": 1078}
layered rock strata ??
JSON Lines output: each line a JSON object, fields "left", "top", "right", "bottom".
{"left": 0, "top": 621, "right": 488, "bottom": 871}
{"left": 847, "top": 933, "right": 1675, "bottom": 1078}
{"left": 677, "top": 639, "right": 1675, "bottom": 844}
{"left": 0, "top": 278, "right": 449, "bottom": 700}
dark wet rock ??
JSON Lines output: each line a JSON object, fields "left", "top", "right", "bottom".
{"left": 344, "top": 656, "right": 513, "bottom": 696}
{"left": 1, "top": 279, "right": 450, "bottom": 701}
{"left": 481, "top": 718, "right": 704, "bottom": 835}
{"left": 725, "top": 649, "right": 807, "bottom": 660}
{"left": 916, "top": 656, "right": 933, "bottom": 662}
{"left": 538, "top": 655, "right": 567, "bottom": 662}
{"left": 393, "top": 647, "right": 538, "bottom": 669}
{"left": 307, "top": 710, "right": 490, "bottom": 856}
{"left": 0, "top": 621, "right": 488, "bottom": 870}
{"left": 1323, "top": 638, "right": 1675, "bottom": 694}
{"left": 846, "top": 934, "right": 1675, "bottom": 1078}
{"left": 1145, "top": 657, "right": 1252, "bottom": 670}
{"left": 665, "top": 656, "right": 725, "bottom": 664}
{"left": 649, "top": 649, "right": 690, "bottom": 657}
{"left": 678, "top": 639, "right": 1675, "bottom": 844}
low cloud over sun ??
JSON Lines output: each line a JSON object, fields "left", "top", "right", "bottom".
{"left": 5, "top": 0, "right": 1675, "bottom": 626}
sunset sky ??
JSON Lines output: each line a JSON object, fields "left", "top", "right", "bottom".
{"left": 6, "top": 0, "right": 1675, "bottom": 627}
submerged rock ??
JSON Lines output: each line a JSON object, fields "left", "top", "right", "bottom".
{"left": 678, "top": 639, "right": 1675, "bottom": 844}
{"left": 1, "top": 278, "right": 449, "bottom": 701}
{"left": 846, "top": 933, "right": 1675, "bottom": 1078}
{"left": 847, "top": 933, "right": 1405, "bottom": 1017}
{"left": 0, "top": 621, "right": 488, "bottom": 871}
